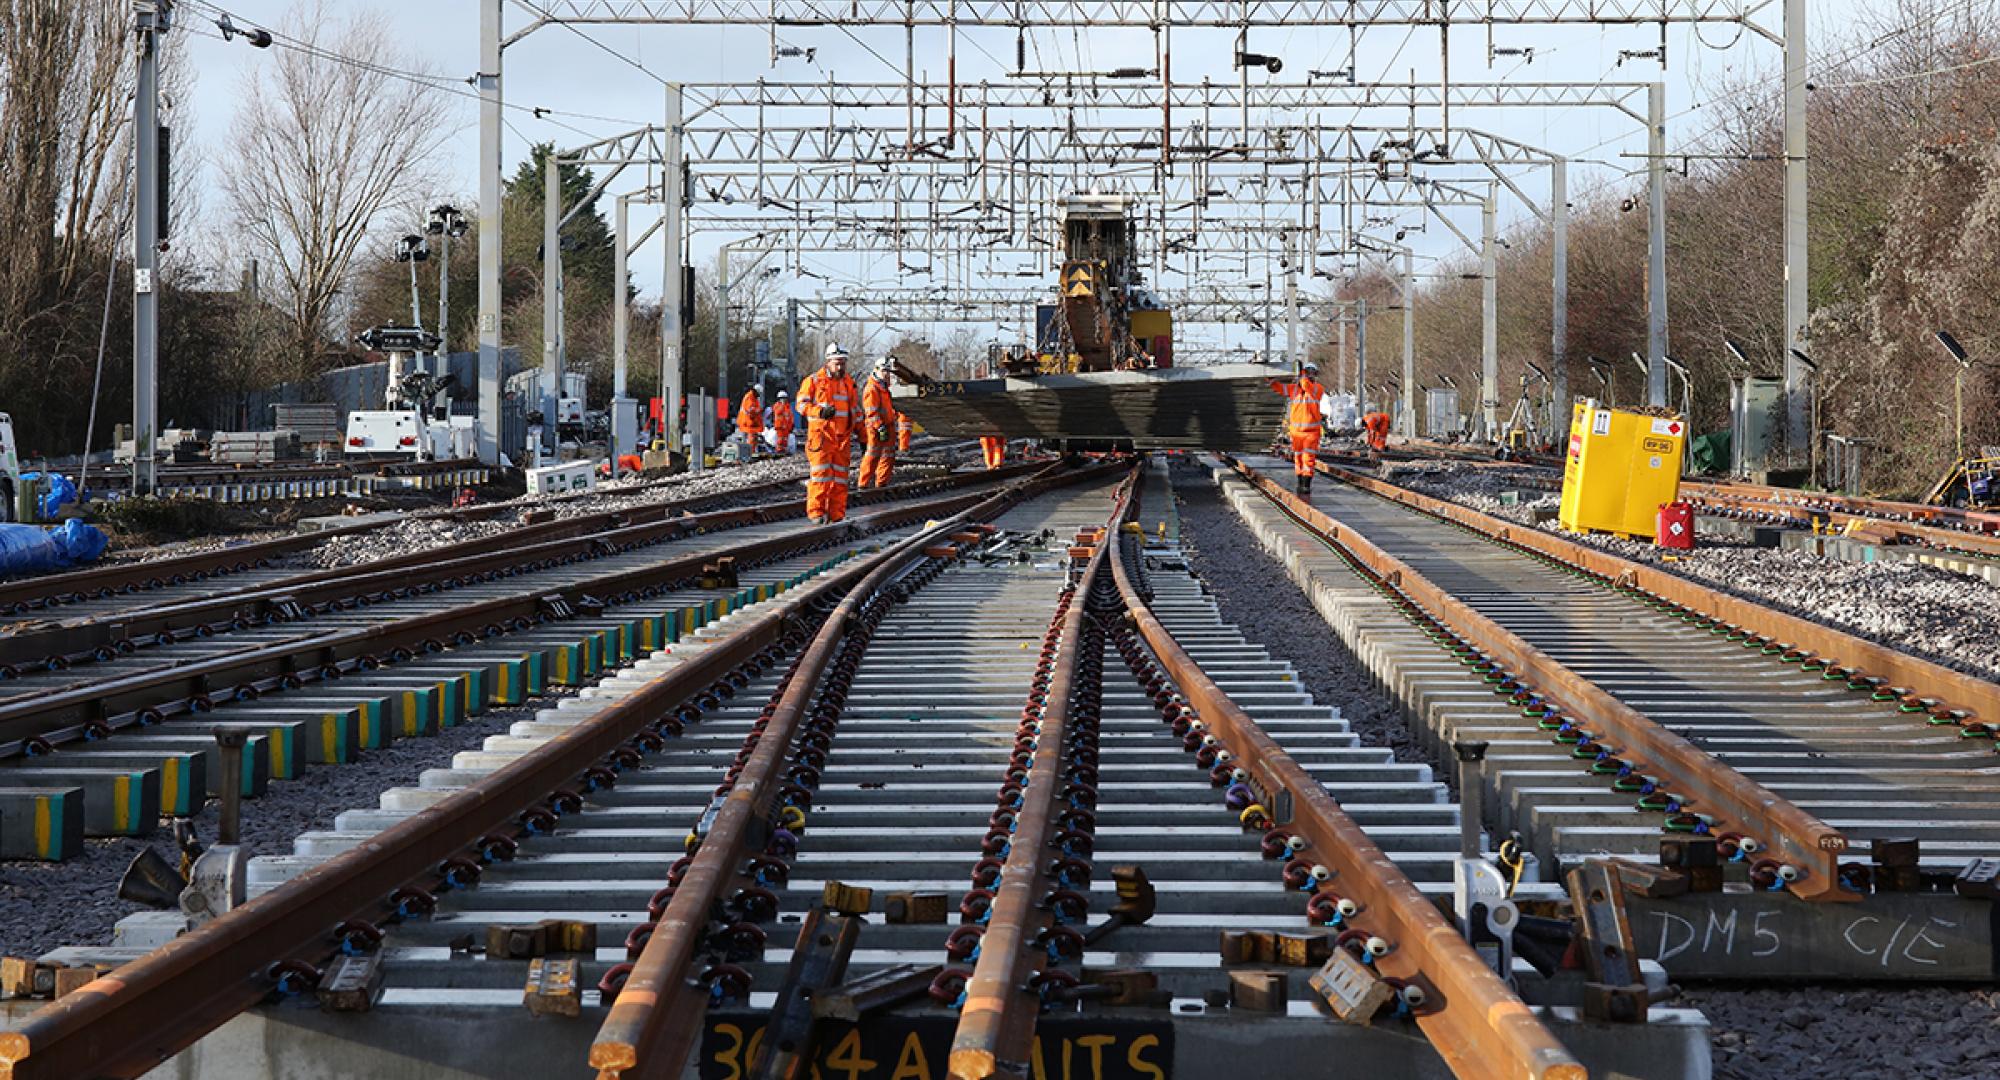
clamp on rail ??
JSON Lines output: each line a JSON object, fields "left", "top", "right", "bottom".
{"left": 1238, "top": 456, "right": 1854, "bottom": 903}
{"left": 944, "top": 468, "right": 1136, "bottom": 1080}
{"left": 1111, "top": 476, "right": 1585, "bottom": 1080}
{"left": 0, "top": 465, "right": 1088, "bottom": 1080}
{"left": 1323, "top": 459, "right": 2000, "bottom": 763}
{"left": 588, "top": 461, "right": 1118, "bottom": 1080}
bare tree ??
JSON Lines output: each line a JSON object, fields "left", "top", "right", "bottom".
{"left": 221, "top": 1, "right": 453, "bottom": 376}
{"left": 0, "top": 0, "right": 129, "bottom": 334}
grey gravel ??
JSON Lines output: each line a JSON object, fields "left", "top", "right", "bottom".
{"left": 295, "top": 456, "right": 814, "bottom": 570}
{"left": 1390, "top": 461, "right": 2000, "bottom": 682}
{"left": 1167, "top": 460, "right": 1445, "bottom": 780}
{"left": 0, "top": 689, "right": 578, "bottom": 959}
{"left": 1686, "top": 984, "right": 2000, "bottom": 1080}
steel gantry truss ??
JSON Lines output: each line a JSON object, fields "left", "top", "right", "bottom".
{"left": 476, "top": 0, "right": 1806, "bottom": 464}
{"left": 517, "top": 2, "right": 1777, "bottom": 29}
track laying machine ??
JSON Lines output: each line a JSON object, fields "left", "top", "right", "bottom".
{"left": 893, "top": 195, "right": 1285, "bottom": 451}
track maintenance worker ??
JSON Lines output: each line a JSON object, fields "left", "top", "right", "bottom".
{"left": 736, "top": 386, "right": 765, "bottom": 457}
{"left": 1362, "top": 409, "right": 1393, "bottom": 454}
{"left": 1269, "top": 361, "right": 1327, "bottom": 496}
{"left": 797, "top": 344, "right": 859, "bottom": 523}
{"left": 771, "top": 390, "right": 796, "bottom": 454}
{"left": 980, "top": 436, "right": 1007, "bottom": 470}
{"left": 857, "top": 358, "right": 899, "bottom": 489}
{"left": 896, "top": 411, "right": 914, "bottom": 453}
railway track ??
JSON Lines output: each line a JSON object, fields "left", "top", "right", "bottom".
{"left": 0, "top": 460, "right": 1709, "bottom": 1080}
{"left": 0, "top": 462, "right": 1022, "bottom": 858}
{"left": 0, "top": 465, "right": 814, "bottom": 621}
{"left": 1217, "top": 453, "right": 2000, "bottom": 979}
{"left": 1359, "top": 445, "right": 2000, "bottom": 564}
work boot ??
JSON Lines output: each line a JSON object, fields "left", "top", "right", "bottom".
{"left": 1295, "top": 475, "right": 1312, "bottom": 497}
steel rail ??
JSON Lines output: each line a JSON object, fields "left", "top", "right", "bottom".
{"left": 0, "top": 440, "right": 974, "bottom": 618}
{"left": 0, "top": 475, "right": 1029, "bottom": 754}
{"left": 1107, "top": 488, "right": 1585, "bottom": 1080}
{"left": 1233, "top": 458, "right": 1853, "bottom": 901}
{"left": 0, "top": 465, "right": 1038, "bottom": 673}
{"left": 1678, "top": 479, "right": 2000, "bottom": 559}
{"left": 946, "top": 469, "right": 1134, "bottom": 1080}
{"left": 588, "top": 461, "right": 1114, "bottom": 1079}
{"left": 0, "top": 482, "right": 949, "bottom": 1080}
{"left": 0, "top": 474, "right": 801, "bottom": 617}
{"left": 1322, "top": 462, "right": 2000, "bottom": 744}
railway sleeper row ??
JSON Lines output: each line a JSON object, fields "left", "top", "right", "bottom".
{"left": 0, "top": 476, "right": 1003, "bottom": 858}
{"left": 1221, "top": 455, "right": 2000, "bottom": 982}
{"left": 16, "top": 469, "right": 1713, "bottom": 1078}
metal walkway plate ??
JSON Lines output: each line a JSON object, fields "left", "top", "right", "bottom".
{"left": 892, "top": 365, "right": 1287, "bottom": 450}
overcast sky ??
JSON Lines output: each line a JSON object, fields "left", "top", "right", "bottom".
{"left": 171, "top": 0, "right": 1887, "bottom": 353}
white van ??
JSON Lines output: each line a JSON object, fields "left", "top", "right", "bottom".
{"left": 0, "top": 413, "right": 18, "bottom": 522}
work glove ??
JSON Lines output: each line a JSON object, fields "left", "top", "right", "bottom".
{"left": 874, "top": 427, "right": 892, "bottom": 443}
{"left": 818, "top": 405, "right": 836, "bottom": 421}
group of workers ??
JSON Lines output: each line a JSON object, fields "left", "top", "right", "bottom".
{"left": 736, "top": 343, "right": 982, "bottom": 526}
{"left": 1271, "top": 361, "right": 1394, "bottom": 497}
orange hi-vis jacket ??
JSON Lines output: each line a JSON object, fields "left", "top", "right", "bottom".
{"left": 797, "top": 367, "right": 858, "bottom": 449}
{"left": 772, "top": 399, "right": 796, "bottom": 439}
{"left": 736, "top": 390, "right": 764, "bottom": 437}
{"left": 861, "top": 376, "right": 897, "bottom": 443}
{"left": 1271, "top": 376, "right": 1327, "bottom": 442}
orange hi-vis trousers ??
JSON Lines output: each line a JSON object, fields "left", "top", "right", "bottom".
{"left": 980, "top": 437, "right": 1006, "bottom": 469}
{"left": 1291, "top": 432, "right": 1321, "bottom": 477}
{"left": 806, "top": 439, "right": 852, "bottom": 521}
{"left": 858, "top": 434, "right": 896, "bottom": 488}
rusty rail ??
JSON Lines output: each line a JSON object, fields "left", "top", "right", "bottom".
{"left": 946, "top": 468, "right": 1134, "bottom": 1080}
{"left": 0, "top": 475, "right": 1040, "bottom": 757}
{"left": 588, "top": 462, "right": 1113, "bottom": 1079}
{"left": 1323, "top": 462, "right": 2000, "bottom": 742}
{"left": 1, "top": 463, "right": 1039, "bottom": 672}
{"left": 0, "top": 462, "right": 1085, "bottom": 1080}
{"left": 1240, "top": 459, "right": 1853, "bottom": 901}
{"left": 1678, "top": 478, "right": 2000, "bottom": 559}
{"left": 1108, "top": 486, "right": 1585, "bottom": 1080}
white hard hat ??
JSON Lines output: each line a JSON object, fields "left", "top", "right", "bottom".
{"left": 1301, "top": 361, "right": 1320, "bottom": 374}
{"left": 824, "top": 343, "right": 849, "bottom": 362}
{"left": 777, "top": 390, "right": 789, "bottom": 399}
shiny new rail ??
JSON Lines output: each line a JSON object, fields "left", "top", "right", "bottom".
{"left": 0, "top": 461, "right": 1087, "bottom": 1080}
{"left": 1233, "top": 453, "right": 2000, "bottom": 892}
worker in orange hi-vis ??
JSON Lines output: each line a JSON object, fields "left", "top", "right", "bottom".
{"left": 1362, "top": 409, "right": 1393, "bottom": 455}
{"left": 980, "top": 436, "right": 1007, "bottom": 470}
{"left": 1268, "top": 361, "right": 1327, "bottom": 496}
{"left": 896, "top": 411, "right": 914, "bottom": 453}
{"left": 797, "top": 343, "right": 859, "bottom": 523}
{"left": 856, "top": 358, "right": 899, "bottom": 489}
{"left": 771, "top": 391, "right": 796, "bottom": 454}
{"left": 735, "top": 386, "right": 765, "bottom": 457}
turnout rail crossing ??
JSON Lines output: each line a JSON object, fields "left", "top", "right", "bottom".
{"left": 7, "top": 0, "right": 1995, "bottom": 1076}
{"left": 5, "top": 449, "right": 1992, "bottom": 1080}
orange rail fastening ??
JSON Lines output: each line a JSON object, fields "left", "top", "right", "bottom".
{"left": 1243, "top": 458, "right": 1855, "bottom": 902}
{"left": 1115, "top": 478, "right": 1586, "bottom": 1080}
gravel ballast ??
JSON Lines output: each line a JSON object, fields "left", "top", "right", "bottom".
{"left": 1387, "top": 461, "right": 2000, "bottom": 681}
{"left": 1217, "top": 456, "right": 2000, "bottom": 1078}
{"left": 1685, "top": 984, "right": 2000, "bottom": 1080}
{"left": 1168, "top": 460, "right": 1443, "bottom": 777}
{"left": 0, "top": 690, "right": 584, "bottom": 959}
{"left": 296, "top": 456, "right": 815, "bottom": 570}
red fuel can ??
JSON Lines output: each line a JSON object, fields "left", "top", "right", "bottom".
{"left": 1656, "top": 501, "right": 1695, "bottom": 550}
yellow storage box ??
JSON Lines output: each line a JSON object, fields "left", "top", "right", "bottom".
{"left": 1557, "top": 400, "right": 1688, "bottom": 539}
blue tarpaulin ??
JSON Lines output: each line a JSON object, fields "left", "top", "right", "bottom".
{"left": 0, "top": 520, "right": 108, "bottom": 575}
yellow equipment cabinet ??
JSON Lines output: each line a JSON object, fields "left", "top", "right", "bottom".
{"left": 1557, "top": 400, "right": 1688, "bottom": 539}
